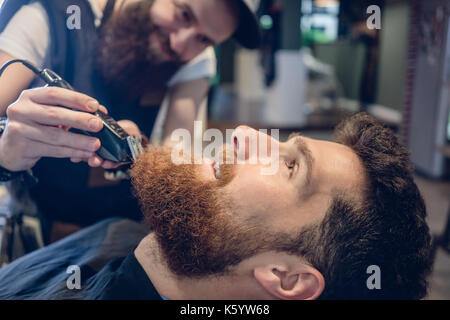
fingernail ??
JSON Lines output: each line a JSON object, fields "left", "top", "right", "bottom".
{"left": 89, "top": 118, "right": 102, "bottom": 131}
{"left": 89, "top": 139, "right": 100, "bottom": 151}
{"left": 87, "top": 100, "right": 99, "bottom": 112}
{"left": 99, "top": 105, "right": 108, "bottom": 114}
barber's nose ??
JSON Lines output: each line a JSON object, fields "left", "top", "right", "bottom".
{"left": 232, "top": 126, "right": 277, "bottom": 161}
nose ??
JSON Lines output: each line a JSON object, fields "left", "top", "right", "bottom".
{"left": 232, "top": 126, "right": 278, "bottom": 162}
{"left": 169, "top": 28, "right": 196, "bottom": 60}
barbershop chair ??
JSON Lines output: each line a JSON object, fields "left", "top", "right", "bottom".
{"left": 0, "top": 185, "right": 42, "bottom": 266}
{"left": 431, "top": 205, "right": 450, "bottom": 263}
{"left": 430, "top": 147, "right": 450, "bottom": 263}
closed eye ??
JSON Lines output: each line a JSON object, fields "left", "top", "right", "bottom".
{"left": 285, "top": 159, "right": 297, "bottom": 178}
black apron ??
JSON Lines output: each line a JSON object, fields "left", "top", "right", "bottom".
{"left": 0, "top": 0, "right": 161, "bottom": 230}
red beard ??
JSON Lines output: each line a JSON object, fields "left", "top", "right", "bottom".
{"left": 130, "top": 144, "right": 297, "bottom": 278}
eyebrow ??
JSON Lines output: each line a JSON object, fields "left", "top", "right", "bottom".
{"left": 288, "top": 133, "right": 314, "bottom": 189}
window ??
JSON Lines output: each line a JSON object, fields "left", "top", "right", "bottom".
{"left": 301, "top": 0, "right": 340, "bottom": 46}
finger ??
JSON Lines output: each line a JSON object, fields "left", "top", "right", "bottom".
{"left": 88, "top": 155, "right": 104, "bottom": 167}
{"left": 25, "top": 140, "right": 95, "bottom": 159}
{"left": 99, "top": 105, "right": 108, "bottom": 114}
{"left": 70, "top": 158, "right": 83, "bottom": 163}
{"left": 22, "top": 124, "right": 100, "bottom": 152}
{"left": 117, "top": 120, "right": 141, "bottom": 136}
{"left": 101, "top": 160, "right": 122, "bottom": 169}
{"left": 58, "top": 125, "right": 71, "bottom": 131}
{"left": 25, "top": 104, "right": 104, "bottom": 133}
{"left": 28, "top": 86, "right": 101, "bottom": 113}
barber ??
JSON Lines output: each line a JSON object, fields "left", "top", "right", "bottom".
{"left": 0, "top": 0, "right": 261, "bottom": 243}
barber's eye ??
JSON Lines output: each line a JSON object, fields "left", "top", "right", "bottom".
{"left": 198, "top": 36, "right": 210, "bottom": 45}
{"left": 179, "top": 8, "right": 191, "bottom": 23}
{"left": 181, "top": 10, "right": 189, "bottom": 20}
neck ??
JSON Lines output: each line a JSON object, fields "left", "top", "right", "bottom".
{"left": 93, "top": 0, "right": 108, "bottom": 12}
{"left": 95, "top": 0, "right": 131, "bottom": 13}
{"left": 134, "top": 233, "right": 258, "bottom": 300}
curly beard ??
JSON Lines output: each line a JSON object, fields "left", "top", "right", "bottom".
{"left": 95, "top": 0, "right": 183, "bottom": 100}
{"left": 130, "top": 147, "right": 287, "bottom": 278}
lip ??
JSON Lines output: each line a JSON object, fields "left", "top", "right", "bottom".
{"left": 212, "top": 161, "right": 217, "bottom": 179}
{"left": 202, "top": 158, "right": 217, "bottom": 179}
{"left": 157, "top": 35, "right": 171, "bottom": 59}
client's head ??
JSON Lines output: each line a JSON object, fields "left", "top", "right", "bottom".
{"left": 130, "top": 113, "right": 432, "bottom": 300}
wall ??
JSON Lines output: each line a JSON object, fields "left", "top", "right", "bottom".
{"left": 375, "top": 0, "right": 410, "bottom": 111}
{"left": 281, "top": 0, "right": 302, "bottom": 50}
{"left": 315, "top": 40, "right": 366, "bottom": 101}
{"left": 407, "top": 0, "right": 449, "bottom": 177}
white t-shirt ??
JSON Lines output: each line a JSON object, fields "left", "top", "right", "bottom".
{"left": 0, "top": 0, "right": 217, "bottom": 86}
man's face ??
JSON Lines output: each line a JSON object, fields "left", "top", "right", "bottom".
{"left": 96, "top": 0, "right": 239, "bottom": 98}
{"left": 210, "top": 126, "right": 368, "bottom": 236}
{"left": 131, "top": 126, "right": 366, "bottom": 277}
{"left": 150, "top": 0, "right": 239, "bottom": 62}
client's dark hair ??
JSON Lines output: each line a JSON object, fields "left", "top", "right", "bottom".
{"left": 284, "top": 113, "right": 432, "bottom": 299}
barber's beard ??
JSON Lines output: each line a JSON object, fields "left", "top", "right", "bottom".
{"left": 95, "top": 0, "right": 183, "bottom": 100}
{"left": 130, "top": 147, "right": 279, "bottom": 277}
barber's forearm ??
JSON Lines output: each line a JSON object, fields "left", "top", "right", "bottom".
{"left": 0, "top": 135, "right": 5, "bottom": 167}
{"left": 162, "top": 101, "right": 198, "bottom": 147}
{"left": 161, "top": 79, "right": 210, "bottom": 147}
{"left": 0, "top": 50, "right": 35, "bottom": 115}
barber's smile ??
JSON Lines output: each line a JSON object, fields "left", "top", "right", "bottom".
{"left": 155, "top": 32, "right": 174, "bottom": 60}
{"left": 158, "top": 38, "right": 171, "bottom": 58}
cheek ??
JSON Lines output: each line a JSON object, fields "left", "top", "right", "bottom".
{"left": 223, "top": 168, "right": 291, "bottom": 219}
{"left": 172, "top": 35, "right": 204, "bottom": 62}
{"left": 180, "top": 48, "right": 203, "bottom": 63}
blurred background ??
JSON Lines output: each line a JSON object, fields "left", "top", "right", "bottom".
{"left": 207, "top": 0, "right": 450, "bottom": 299}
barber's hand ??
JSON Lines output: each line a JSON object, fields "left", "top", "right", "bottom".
{"left": 70, "top": 120, "right": 143, "bottom": 169}
{"left": 0, "top": 86, "right": 108, "bottom": 172}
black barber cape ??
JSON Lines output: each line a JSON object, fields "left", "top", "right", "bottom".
{"left": 0, "top": 0, "right": 161, "bottom": 228}
{"left": 0, "top": 218, "right": 162, "bottom": 300}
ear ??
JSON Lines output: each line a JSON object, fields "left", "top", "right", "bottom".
{"left": 254, "top": 263, "right": 325, "bottom": 300}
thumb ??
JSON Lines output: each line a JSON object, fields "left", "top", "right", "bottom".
{"left": 117, "top": 120, "right": 141, "bottom": 137}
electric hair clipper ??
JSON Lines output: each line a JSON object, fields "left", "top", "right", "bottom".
{"left": 0, "top": 59, "right": 143, "bottom": 163}
{"left": 39, "top": 68, "right": 144, "bottom": 163}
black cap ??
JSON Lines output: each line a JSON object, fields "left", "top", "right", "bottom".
{"left": 233, "top": 0, "right": 261, "bottom": 49}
